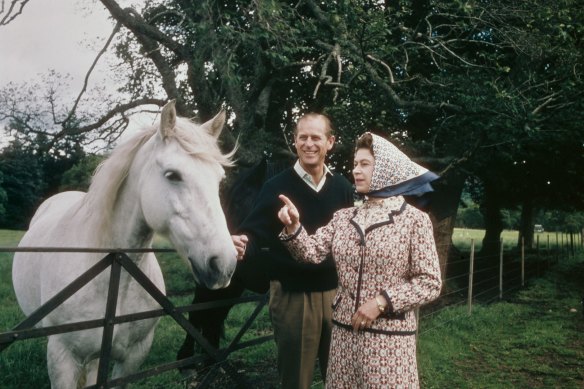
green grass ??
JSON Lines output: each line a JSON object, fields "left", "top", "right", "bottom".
{"left": 452, "top": 227, "right": 570, "bottom": 251}
{"left": 0, "top": 230, "right": 51, "bottom": 386}
{"left": 1, "top": 229, "right": 583, "bottom": 388}
{"left": 418, "top": 255, "right": 584, "bottom": 388}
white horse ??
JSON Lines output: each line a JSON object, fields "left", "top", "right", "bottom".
{"left": 11, "top": 100, "right": 237, "bottom": 388}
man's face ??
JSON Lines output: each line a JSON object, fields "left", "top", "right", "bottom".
{"left": 294, "top": 116, "right": 335, "bottom": 171}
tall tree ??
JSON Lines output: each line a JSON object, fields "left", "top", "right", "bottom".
{"left": 0, "top": 169, "right": 7, "bottom": 221}
{"left": 0, "top": 139, "right": 45, "bottom": 229}
{"left": 87, "top": 0, "right": 577, "bottom": 274}
{"left": 2, "top": 0, "right": 583, "bottom": 272}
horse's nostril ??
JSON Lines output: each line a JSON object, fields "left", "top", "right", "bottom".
{"left": 208, "top": 255, "right": 220, "bottom": 273}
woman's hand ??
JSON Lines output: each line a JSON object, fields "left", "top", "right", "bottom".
{"left": 351, "top": 297, "right": 382, "bottom": 332}
{"left": 278, "top": 194, "right": 300, "bottom": 234}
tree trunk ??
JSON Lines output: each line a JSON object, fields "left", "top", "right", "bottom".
{"left": 480, "top": 184, "right": 504, "bottom": 258}
{"left": 517, "top": 197, "right": 535, "bottom": 249}
{"left": 428, "top": 171, "right": 467, "bottom": 281}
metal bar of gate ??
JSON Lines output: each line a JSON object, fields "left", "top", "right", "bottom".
{"left": 224, "top": 293, "right": 269, "bottom": 355}
{"left": 0, "top": 247, "right": 175, "bottom": 253}
{"left": 1, "top": 296, "right": 268, "bottom": 346}
{"left": 0, "top": 254, "right": 114, "bottom": 352}
{"left": 114, "top": 253, "right": 221, "bottom": 360}
{"left": 96, "top": 253, "right": 123, "bottom": 387}
{"left": 1, "top": 248, "right": 271, "bottom": 388}
{"left": 197, "top": 293, "right": 270, "bottom": 389}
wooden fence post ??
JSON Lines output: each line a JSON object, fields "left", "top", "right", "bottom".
{"left": 556, "top": 233, "right": 559, "bottom": 263}
{"left": 536, "top": 235, "right": 541, "bottom": 275}
{"left": 415, "top": 307, "right": 420, "bottom": 342}
{"left": 499, "top": 238, "right": 503, "bottom": 300}
{"left": 521, "top": 237, "right": 525, "bottom": 287}
{"left": 468, "top": 239, "right": 475, "bottom": 314}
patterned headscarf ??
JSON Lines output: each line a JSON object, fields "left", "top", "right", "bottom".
{"left": 365, "top": 132, "right": 439, "bottom": 199}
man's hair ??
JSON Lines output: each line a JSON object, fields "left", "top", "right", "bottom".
{"left": 294, "top": 112, "right": 336, "bottom": 137}
{"left": 355, "top": 132, "right": 374, "bottom": 155}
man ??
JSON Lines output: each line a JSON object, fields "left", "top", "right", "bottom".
{"left": 233, "top": 113, "right": 353, "bottom": 389}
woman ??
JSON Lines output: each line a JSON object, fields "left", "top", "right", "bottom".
{"left": 277, "top": 132, "right": 442, "bottom": 388}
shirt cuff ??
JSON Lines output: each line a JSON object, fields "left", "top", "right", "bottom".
{"left": 279, "top": 225, "right": 303, "bottom": 241}
{"left": 381, "top": 289, "right": 395, "bottom": 314}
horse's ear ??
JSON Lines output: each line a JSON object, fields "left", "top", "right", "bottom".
{"left": 200, "top": 110, "right": 226, "bottom": 139}
{"left": 159, "top": 100, "right": 177, "bottom": 139}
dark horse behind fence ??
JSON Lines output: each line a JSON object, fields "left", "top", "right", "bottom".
{"left": 176, "top": 154, "right": 295, "bottom": 369}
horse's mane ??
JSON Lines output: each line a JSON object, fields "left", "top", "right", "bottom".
{"left": 71, "top": 116, "right": 235, "bottom": 242}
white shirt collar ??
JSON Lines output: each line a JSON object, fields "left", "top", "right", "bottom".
{"left": 293, "top": 160, "right": 332, "bottom": 192}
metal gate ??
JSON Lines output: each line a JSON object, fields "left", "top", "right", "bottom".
{"left": 0, "top": 247, "right": 271, "bottom": 388}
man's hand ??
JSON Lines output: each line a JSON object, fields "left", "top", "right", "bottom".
{"left": 278, "top": 195, "right": 300, "bottom": 234}
{"left": 232, "top": 234, "right": 248, "bottom": 261}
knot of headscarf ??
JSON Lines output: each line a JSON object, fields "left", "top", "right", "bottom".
{"left": 365, "top": 133, "right": 439, "bottom": 199}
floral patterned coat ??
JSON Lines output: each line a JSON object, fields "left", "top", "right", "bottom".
{"left": 282, "top": 196, "right": 442, "bottom": 334}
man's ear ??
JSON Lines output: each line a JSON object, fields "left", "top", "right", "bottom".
{"left": 327, "top": 135, "right": 335, "bottom": 151}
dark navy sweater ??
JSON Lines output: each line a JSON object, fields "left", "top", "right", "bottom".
{"left": 238, "top": 167, "right": 354, "bottom": 292}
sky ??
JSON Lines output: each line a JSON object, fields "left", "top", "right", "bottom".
{"left": 0, "top": 1, "right": 114, "bottom": 91}
{"left": 0, "top": 0, "right": 153, "bottom": 146}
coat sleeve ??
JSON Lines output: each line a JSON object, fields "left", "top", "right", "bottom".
{"left": 236, "top": 181, "right": 281, "bottom": 260}
{"left": 279, "top": 210, "right": 341, "bottom": 264}
{"left": 383, "top": 210, "right": 442, "bottom": 313}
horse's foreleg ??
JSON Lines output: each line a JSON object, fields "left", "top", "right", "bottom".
{"left": 84, "top": 359, "right": 99, "bottom": 386}
{"left": 177, "top": 279, "right": 245, "bottom": 369}
{"left": 47, "top": 337, "right": 83, "bottom": 389}
{"left": 110, "top": 329, "right": 155, "bottom": 386}
{"left": 176, "top": 292, "right": 205, "bottom": 369}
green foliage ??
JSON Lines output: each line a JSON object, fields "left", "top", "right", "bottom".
{"left": 0, "top": 134, "right": 91, "bottom": 229}
{"left": 59, "top": 154, "right": 104, "bottom": 192}
{"left": 0, "top": 140, "right": 46, "bottom": 229}
{"left": 2, "top": 0, "right": 582, "bottom": 236}
{"left": 457, "top": 190, "right": 520, "bottom": 230}
{"left": 456, "top": 202, "right": 484, "bottom": 229}
{"left": 539, "top": 210, "right": 584, "bottom": 233}
{"left": 0, "top": 170, "right": 7, "bottom": 221}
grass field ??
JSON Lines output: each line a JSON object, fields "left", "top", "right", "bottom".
{"left": 452, "top": 228, "right": 573, "bottom": 251}
{"left": 1, "top": 229, "right": 583, "bottom": 388}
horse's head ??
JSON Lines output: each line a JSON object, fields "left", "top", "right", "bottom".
{"left": 137, "top": 101, "right": 237, "bottom": 289}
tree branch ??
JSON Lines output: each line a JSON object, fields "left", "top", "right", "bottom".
{"left": 0, "top": 0, "right": 29, "bottom": 26}
{"left": 63, "top": 22, "right": 122, "bottom": 128}
{"left": 98, "top": 0, "right": 189, "bottom": 113}
{"left": 307, "top": 2, "right": 462, "bottom": 114}
{"left": 70, "top": 98, "right": 166, "bottom": 135}
{"left": 99, "top": 0, "right": 188, "bottom": 58}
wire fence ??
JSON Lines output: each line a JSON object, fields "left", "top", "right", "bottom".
{"left": 417, "top": 230, "right": 584, "bottom": 335}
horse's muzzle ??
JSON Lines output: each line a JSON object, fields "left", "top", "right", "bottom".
{"left": 189, "top": 255, "right": 236, "bottom": 290}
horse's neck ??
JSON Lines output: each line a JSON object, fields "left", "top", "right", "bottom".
{"left": 108, "top": 180, "right": 154, "bottom": 251}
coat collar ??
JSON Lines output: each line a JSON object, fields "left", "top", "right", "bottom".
{"left": 350, "top": 197, "right": 408, "bottom": 239}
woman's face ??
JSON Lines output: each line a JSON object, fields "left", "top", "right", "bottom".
{"left": 353, "top": 148, "right": 375, "bottom": 193}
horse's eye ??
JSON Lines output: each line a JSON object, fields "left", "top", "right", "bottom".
{"left": 164, "top": 171, "right": 182, "bottom": 182}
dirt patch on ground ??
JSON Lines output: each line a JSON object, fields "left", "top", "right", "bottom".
{"left": 179, "top": 357, "right": 281, "bottom": 388}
